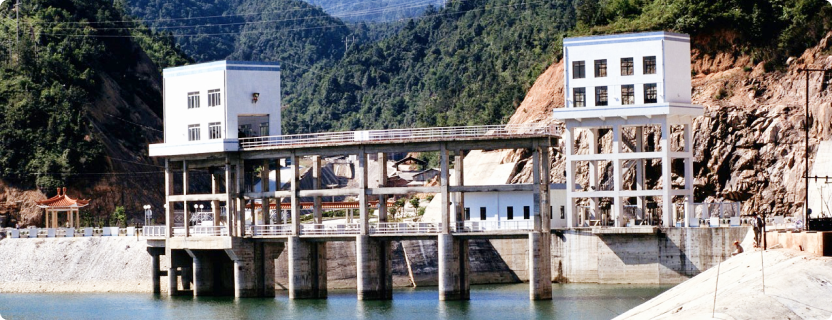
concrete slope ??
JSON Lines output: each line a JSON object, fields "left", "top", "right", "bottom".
{"left": 0, "top": 237, "right": 154, "bottom": 293}
{"left": 615, "top": 249, "right": 832, "bottom": 320}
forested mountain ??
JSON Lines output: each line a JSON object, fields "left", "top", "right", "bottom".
{"left": 282, "top": 0, "right": 576, "bottom": 133}
{"left": 302, "top": 0, "right": 443, "bottom": 22}
{"left": 124, "top": 0, "right": 351, "bottom": 98}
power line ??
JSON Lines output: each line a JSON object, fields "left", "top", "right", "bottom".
{"left": 40, "top": 0, "right": 546, "bottom": 38}
{"left": 103, "top": 113, "right": 163, "bottom": 133}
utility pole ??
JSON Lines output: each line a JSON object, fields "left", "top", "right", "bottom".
{"left": 16, "top": 0, "right": 19, "bottom": 49}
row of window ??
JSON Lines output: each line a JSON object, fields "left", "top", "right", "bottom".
{"left": 187, "top": 89, "right": 222, "bottom": 109}
{"left": 188, "top": 122, "right": 223, "bottom": 141}
{"left": 573, "top": 56, "right": 656, "bottom": 79}
{"left": 462, "top": 206, "right": 566, "bottom": 220}
{"left": 573, "top": 83, "right": 657, "bottom": 107}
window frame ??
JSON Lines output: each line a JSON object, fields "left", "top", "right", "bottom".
{"left": 188, "top": 124, "right": 200, "bottom": 141}
{"left": 621, "top": 85, "right": 635, "bottom": 105}
{"left": 207, "top": 89, "right": 221, "bottom": 107}
{"left": 620, "top": 57, "right": 634, "bottom": 76}
{"left": 643, "top": 56, "right": 656, "bottom": 74}
{"left": 594, "top": 59, "right": 607, "bottom": 77}
{"left": 187, "top": 92, "right": 200, "bottom": 109}
{"left": 572, "top": 61, "right": 586, "bottom": 79}
{"left": 507, "top": 206, "right": 514, "bottom": 220}
{"left": 208, "top": 122, "right": 222, "bottom": 139}
{"left": 523, "top": 206, "right": 530, "bottom": 220}
{"left": 573, "top": 87, "right": 586, "bottom": 108}
{"left": 644, "top": 83, "right": 658, "bottom": 103}
{"left": 595, "top": 86, "right": 608, "bottom": 106}
{"left": 480, "top": 207, "right": 487, "bottom": 220}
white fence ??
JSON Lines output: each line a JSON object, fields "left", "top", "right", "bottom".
{"left": 239, "top": 123, "right": 558, "bottom": 150}
{"left": 4, "top": 227, "right": 140, "bottom": 238}
{"left": 454, "top": 220, "right": 533, "bottom": 232}
{"left": 251, "top": 224, "right": 293, "bottom": 236}
{"left": 370, "top": 222, "right": 442, "bottom": 234}
{"left": 300, "top": 223, "right": 361, "bottom": 236}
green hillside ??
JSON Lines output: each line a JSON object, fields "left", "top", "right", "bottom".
{"left": 0, "top": 0, "right": 187, "bottom": 189}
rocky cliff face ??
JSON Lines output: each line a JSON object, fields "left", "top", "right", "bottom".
{"left": 504, "top": 32, "right": 832, "bottom": 217}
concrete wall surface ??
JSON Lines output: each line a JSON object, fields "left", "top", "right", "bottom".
{"left": 545, "top": 227, "right": 752, "bottom": 284}
{"left": 765, "top": 231, "right": 831, "bottom": 256}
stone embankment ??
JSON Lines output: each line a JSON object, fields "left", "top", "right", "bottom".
{"left": 615, "top": 249, "right": 832, "bottom": 319}
{"left": 0, "top": 237, "right": 154, "bottom": 293}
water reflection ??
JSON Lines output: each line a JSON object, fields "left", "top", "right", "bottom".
{"left": 0, "top": 283, "right": 671, "bottom": 320}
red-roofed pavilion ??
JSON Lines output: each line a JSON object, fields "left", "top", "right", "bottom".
{"left": 36, "top": 187, "right": 90, "bottom": 228}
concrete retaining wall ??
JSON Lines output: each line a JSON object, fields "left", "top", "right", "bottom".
{"left": 489, "top": 227, "right": 752, "bottom": 284}
{"left": 765, "top": 231, "right": 832, "bottom": 256}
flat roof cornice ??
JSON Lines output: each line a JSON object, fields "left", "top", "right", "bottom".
{"left": 563, "top": 31, "right": 689, "bottom": 46}
{"left": 163, "top": 60, "right": 281, "bottom": 77}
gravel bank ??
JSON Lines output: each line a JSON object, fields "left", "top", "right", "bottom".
{"left": 0, "top": 237, "right": 153, "bottom": 293}
{"left": 615, "top": 249, "right": 832, "bottom": 319}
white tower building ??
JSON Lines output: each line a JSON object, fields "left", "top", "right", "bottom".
{"left": 149, "top": 60, "right": 282, "bottom": 157}
{"left": 553, "top": 32, "right": 703, "bottom": 228}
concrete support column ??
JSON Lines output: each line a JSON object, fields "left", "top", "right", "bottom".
{"left": 356, "top": 235, "right": 392, "bottom": 300}
{"left": 288, "top": 236, "right": 327, "bottom": 299}
{"left": 684, "top": 123, "right": 694, "bottom": 227}
{"left": 635, "top": 126, "right": 645, "bottom": 221}
{"left": 358, "top": 149, "right": 369, "bottom": 234}
{"left": 225, "top": 161, "right": 235, "bottom": 236}
{"left": 168, "top": 266, "right": 179, "bottom": 295}
{"left": 540, "top": 144, "right": 551, "bottom": 231}
{"left": 587, "top": 129, "right": 599, "bottom": 222}
{"left": 235, "top": 161, "right": 245, "bottom": 236}
{"left": 148, "top": 248, "right": 162, "bottom": 294}
{"left": 378, "top": 153, "right": 388, "bottom": 222}
{"left": 212, "top": 171, "right": 221, "bottom": 226}
{"left": 612, "top": 125, "right": 623, "bottom": 227}
{"left": 438, "top": 233, "right": 469, "bottom": 300}
{"left": 165, "top": 159, "right": 175, "bottom": 238}
{"left": 312, "top": 156, "right": 322, "bottom": 224}
{"left": 661, "top": 120, "right": 673, "bottom": 227}
{"left": 533, "top": 145, "right": 542, "bottom": 231}
{"left": 529, "top": 231, "right": 552, "bottom": 300}
{"left": 275, "top": 159, "right": 282, "bottom": 224}
{"left": 440, "top": 144, "right": 451, "bottom": 233}
{"left": 188, "top": 250, "right": 214, "bottom": 296}
{"left": 564, "top": 126, "right": 576, "bottom": 228}
{"left": 183, "top": 161, "right": 190, "bottom": 237}
{"left": 291, "top": 153, "right": 301, "bottom": 235}
{"left": 454, "top": 150, "right": 465, "bottom": 224}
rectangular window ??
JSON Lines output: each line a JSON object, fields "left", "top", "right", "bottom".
{"left": 644, "top": 83, "right": 658, "bottom": 103}
{"left": 465, "top": 207, "right": 470, "bottom": 220}
{"left": 259, "top": 122, "right": 269, "bottom": 137}
{"left": 507, "top": 207, "right": 514, "bottom": 220}
{"left": 595, "top": 86, "right": 608, "bottom": 106}
{"left": 208, "top": 122, "right": 221, "bottom": 139}
{"left": 594, "top": 59, "right": 607, "bottom": 77}
{"left": 560, "top": 206, "right": 565, "bottom": 219}
{"left": 188, "top": 124, "right": 200, "bottom": 141}
{"left": 621, "top": 58, "right": 634, "bottom": 76}
{"left": 643, "top": 56, "right": 656, "bottom": 74}
{"left": 187, "top": 92, "right": 200, "bottom": 109}
{"left": 622, "top": 85, "right": 635, "bottom": 105}
{"left": 208, "top": 89, "right": 221, "bottom": 107}
{"left": 573, "top": 88, "right": 586, "bottom": 107}
{"left": 523, "top": 206, "right": 530, "bottom": 220}
{"left": 572, "top": 61, "right": 585, "bottom": 79}
{"left": 480, "top": 207, "right": 487, "bottom": 220}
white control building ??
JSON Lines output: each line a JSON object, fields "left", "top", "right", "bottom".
{"left": 553, "top": 32, "right": 703, "bottom": 228}
{"left": 149, "top": 60, "right": 282, "bottom": 157}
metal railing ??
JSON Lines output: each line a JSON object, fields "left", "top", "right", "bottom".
{"left": 171, "top": 226, "right": 228, "bottom": 237}
{"left": 144, "top": 226, "right": 166, "bottom": 238}
{"left": 301, "top": 223, "right": 361, "bottom": 235}
{"left": 370, "top": 222, "right": 442, "bottom": 234}
{"left": 239, "top": 123, "right": 558, "bottom": 150}
{"left": 454, "top": 220, "right": 533, "bottom": 232}
{"left": 251, "top": 224, "right": 292, "bottom": 236}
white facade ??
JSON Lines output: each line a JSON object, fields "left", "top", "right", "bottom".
{"left": 149, "top": 60, "right": 282, "bottom": 157}
{"left": 452, "top": 186, "right": 569, "bottom": 229}
{"left": 554, "top": 32, "right": 703, "bottom": 228}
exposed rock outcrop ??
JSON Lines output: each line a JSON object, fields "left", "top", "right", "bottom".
{"left": 502, "top": 32, "right": 832, "bottom": 217}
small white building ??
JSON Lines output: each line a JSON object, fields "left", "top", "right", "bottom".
{"left": 553, "top": 32, "right": 703, "bottom": 228}
{"left": 458, "top": 185, "right": 570, "bottom": 229}
{"left": 149, "top": 60, "right": 282, "bottom": 157}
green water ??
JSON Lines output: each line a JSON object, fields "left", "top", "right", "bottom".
{"left": 0, "top": 283, "right": 670, "bottom": 320}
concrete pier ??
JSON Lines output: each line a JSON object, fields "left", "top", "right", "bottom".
{"left": 438, "top": 234, "right": 469, "bottom": 300}
{"left": 528, "top": 232, "right": 551, "bottom": 300}
{"left": 147, "top": 247, "right": 163, "bottom": 294}
{"left": 288, "top": 236, "right": 327, "bottom": 299}
{"left": 356, "top": 235, "right": 393, "bottom": 300}
{"left": 188, "top": 250, "right": 215, "bottom": 296}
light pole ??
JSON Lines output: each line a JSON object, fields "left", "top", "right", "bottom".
{"left": 803, "top": 67, "right": 830, "bottom": 230}
{"left": 143, "top": 205, "right": 152, "bottom": 226}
